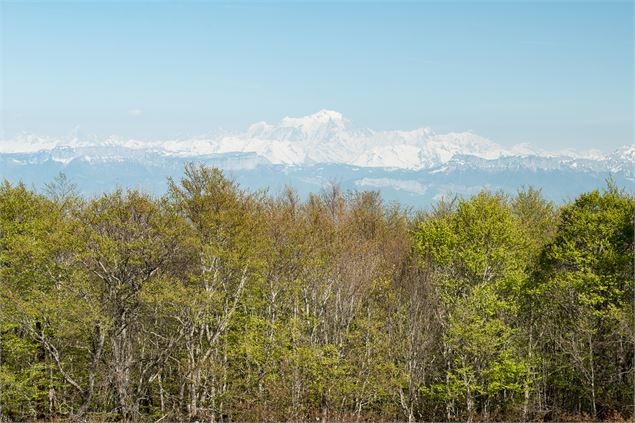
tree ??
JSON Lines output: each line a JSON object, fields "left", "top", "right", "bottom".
{"left": 167, "top": 164, "right": 267, "bottom": 420}
{"left": 530, "top": 185, "right": 634, "bottom": 418}
{"left": 415, "top": 191, "right": 532, "bottom": 421}
{"left": 0, "top": 181, "right": 96, "bottom": 419}
{"left": 79, "top": 190, "right": 193, "bottom": 421}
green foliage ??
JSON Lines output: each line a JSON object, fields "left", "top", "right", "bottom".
{"left": 0, "top": 174, "right": 632, "bottom": 422}
{"left": 414, "top": 192, "right": 533, "bottom": 420}
{"left": 528, "top": 185, "right": 634, "bottom": 417}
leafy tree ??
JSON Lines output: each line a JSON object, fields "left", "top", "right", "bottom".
{"left": 530, "top": 185, "right": 634, "bottom": 418}
{"left": 167, "top": 164, "right": 267, "bottom": 420}
{"left": 415, "top": 191, "right": 532, "bottom": 421}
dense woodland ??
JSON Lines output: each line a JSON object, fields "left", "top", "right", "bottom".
{"left": 0, "top": 164, "right": 633, "bottom": 422}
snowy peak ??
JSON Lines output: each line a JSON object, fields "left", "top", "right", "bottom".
{"left": 247, "top": 109, "right": 349, "bottom": 143}
{"left": 280, "top": 109, "right": 348, "bottom": 131}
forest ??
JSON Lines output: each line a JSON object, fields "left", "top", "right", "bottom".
{"left": 0, "top": 164, "right": 633, "bottom": 422}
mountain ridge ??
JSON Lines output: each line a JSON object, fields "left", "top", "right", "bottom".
{"left": 2, "top": 110, "right": 623, "bottom": 170}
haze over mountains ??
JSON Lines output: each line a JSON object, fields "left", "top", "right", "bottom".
{"left": 2, "top": 110, "right": 633, "bottom": 207}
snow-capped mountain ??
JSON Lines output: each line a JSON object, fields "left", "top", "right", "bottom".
{"left": 2, "top": 110, "right": 619, "bottom": 169}
{"left": 1, "top": 110, "right": 633, "bottom": 207}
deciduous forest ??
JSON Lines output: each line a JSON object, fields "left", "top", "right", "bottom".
{"left": 1, "top": 164, "right": 633, "bottom": 422}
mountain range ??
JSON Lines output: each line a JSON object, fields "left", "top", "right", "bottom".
{"left": 2, "top": 110, "right": 633, "bottom": 207}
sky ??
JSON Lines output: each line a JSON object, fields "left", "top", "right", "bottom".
{"left": 1, "top": 0, "right": 633, "bottom": 152}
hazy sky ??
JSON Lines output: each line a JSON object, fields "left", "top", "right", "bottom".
{"left": 1, "top": 1, "right": 633, "bottom": 151}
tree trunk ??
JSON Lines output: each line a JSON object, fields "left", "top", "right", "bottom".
{"left": 77, "top": 323, "right": 105, "bottom": 417}
{"left": 112, "top": 325, "right": 135, "bottom": 422}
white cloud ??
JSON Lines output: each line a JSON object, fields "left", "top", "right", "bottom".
{"left": 355, "top": 178, "right": 428, "bottom": 195}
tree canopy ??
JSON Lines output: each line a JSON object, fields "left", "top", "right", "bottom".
{"left": 0, "top": 172, "right": 633, "bottom": 422}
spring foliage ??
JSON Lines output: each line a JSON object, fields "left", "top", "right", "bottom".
{"left": 0, "top": 167, "right": 633, "bottom": 422}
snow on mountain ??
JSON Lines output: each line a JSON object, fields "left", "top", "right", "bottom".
{"left": 1, "top": 133, "right": 59, "bottom": 153}
{"left": 611, "top": 145, "right": 635, "bottom": 162}
{"left": 1, "top": 110, "right": 631, "bottom": 171}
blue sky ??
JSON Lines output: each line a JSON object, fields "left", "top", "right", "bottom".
{"left": 1, "top": 1, "right": 632, "bottom": 151}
